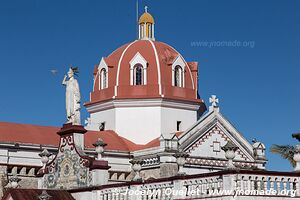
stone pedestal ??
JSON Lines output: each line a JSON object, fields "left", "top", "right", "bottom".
{"left": 159, "top": 153, "right": 178, "bottom": 178}
{"left": 57, "top": 123, "right": 87, "bottom": 150}
{"left": 174, "top": 151, "right": 189, "bottom": 175}
{"left": 0, "top": 166, "right": 7, "bottom": 198}
{"left": 90, "top": 160, "right": 110, "bottom": 186}
{"left": 39, "top": 123, "right": 95, "bottom": 189}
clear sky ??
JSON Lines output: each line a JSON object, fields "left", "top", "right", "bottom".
{"left": 0, "top": 0, "right": 300, "bottom": 171}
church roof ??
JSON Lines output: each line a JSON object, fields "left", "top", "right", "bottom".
{"left": 86, "top": 39, "right": 204, "bottom": 106}
{"left": 2, "top": 189, "right": 74, "bottom": 200}
{"left": 0, "top": 122, "right": 160, "bottom": 152}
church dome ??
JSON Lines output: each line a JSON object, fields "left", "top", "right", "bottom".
{"left": 86, "top": 39, "right": 204, "bottom": 106}
{"left": 139, "top": 12, "right": 154, "bottom": 24}
{"left": 138, "top": 6, "right": 155, "bottom": 24}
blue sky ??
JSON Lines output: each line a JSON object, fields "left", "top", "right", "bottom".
{"left": 0, "top": 0, "right": 300, "bottom": 171}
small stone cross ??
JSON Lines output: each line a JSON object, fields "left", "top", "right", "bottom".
{"left": 209, "top": 95, "right": 219, "bottom": 107}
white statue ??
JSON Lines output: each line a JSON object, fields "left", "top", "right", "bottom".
{"left": 62, "top": 67, "right": 81, "bottom": 125}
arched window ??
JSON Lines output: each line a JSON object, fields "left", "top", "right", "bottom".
{"left": 133, "top": 64, "right": 143, "bottom": 85}
{"left": 174, "top": 65, "right": 183, "bottom": 87}
{"left": 100, "top": 68, "right": 107, "bottom": 89}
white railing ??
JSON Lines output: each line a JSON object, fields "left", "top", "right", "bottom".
{"left": 183, "top": 176, "right": 223, "bottom": 198}
{"left": 98, "top": 186, "right": 128, "bottom": 200}
{"left": 140, "top": 181, "right": 173, "bottom": 200}
{"left": 236, "top": 173, "right": 299, "bottom": 196}
{"left": 73, "top": 170, "right": 300, "bottom": 200}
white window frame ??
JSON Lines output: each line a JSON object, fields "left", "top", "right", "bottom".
{"left": 129, "top": 52, "right": 147, "bottom": 85}
{"left": 174, "top": 65, "right": 183, "bottom": 87}
{"left": 172, "top": 55, "right": 186, "bottom": 87}
{"left": 133, "top": 64, "right": 143, "bottom": 85}
{"left": 98, "top": 57, "right": 108, "bottom": 90}
{"left": 100, "top": 68, "right": 107, "bottom": 89}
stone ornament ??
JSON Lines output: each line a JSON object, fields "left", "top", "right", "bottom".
{"left": 38, "top": 190, "right": 52, "bottom": 200}
{"left": 293, "top": 145, "right": 300, "bottom": 171}
{"left": 5, "top": 174, "right": 21, "bottom": 188}
{"left": 93, "top": 138, "right": 107, "bottom": 160}
{"left": 174, "top": 151, "right": 189, "bottom": 175}
{"left": 39, "top": 148, "right": 52, "bottom": 169}
{"left": 221, "top": 141, "right": 238, "bottom": 169}
{"left": 130, "top": 159, "right": 143, "bottom": 181}
{"left": 252, "top": 141, "right": 266, "bottom": 160}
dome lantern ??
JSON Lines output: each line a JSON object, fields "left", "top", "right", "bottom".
{"left": 138, "top": 6, "right": 155, "bottom": 40}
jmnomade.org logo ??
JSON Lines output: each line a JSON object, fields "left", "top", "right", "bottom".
{"left": 116, "top": 188, "right": 297, "bottom": 198}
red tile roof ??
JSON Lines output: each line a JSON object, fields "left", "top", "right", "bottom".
{"left": 0, "top": 122, "right": 160, "bottom": 152}
{"left": 2, "top": 189, "right": 74, "bottom": 200}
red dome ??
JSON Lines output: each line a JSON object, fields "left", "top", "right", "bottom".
{"left": 86, "top": 40, "right": 204, "bottom": 106}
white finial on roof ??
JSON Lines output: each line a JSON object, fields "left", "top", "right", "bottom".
{"left": 145, "top": 5, "right": 148, "bottom": 13}
{"left": 209, "top": 95, "right": 219, "bottom": 112}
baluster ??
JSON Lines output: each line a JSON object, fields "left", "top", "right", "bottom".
{"left": 193, "top": 182, "right": 198, "bottom": 198}
{"left": 282, "top": 179, "right": 287, "bottom": 191}
{"left": 103, "top": 192, "right": 107, "bottom": 200}
{"left": 213, "top": 178, "right": 217, "bottom": 190}
{"left": 209, "top": 179, "right": 213, "bottom": 191}
{"left": 250, "top": 177, "right": 255, "bottom": 190}
{"left": 276, "top": 178, "right": 281, "bottom": 193}
{"left": 153, "top": 187, "right": 157, "bottom": 199}
{"left": 240, "top": 176, "right": 244, "bottom": 191}
{"left": 119, "top": 189, "right": 123, "bottom": 200}
{"left": 185, "top": 182, "right": 190, "bottom": 197}
{"left": 153, "top": 186, "right": 157, "bottom": 199}
{"left": 158, "top": 186, "right": 162, "bottom": 199}
{"left": 210, "top": 179, "right": 214, "bottom": 191}
{"left": 207, "top": 179, "right": 211, "bottom": 194}
{"left": 99, "top": 192, "right": 104, "bottom": 200}
{"left": 217, "top": 179, "right": 222, "bottom": 191}
{"left": 168, "top": 185, "right": 172, "bottom": 198}
{"left": 198, "top": 180, "right": 203, "bottom": 196}
{"left": 109, "top": 191, "right": 112, "bottom": 200}
{"left": 140, "top": 187, "right": 145, "bottom": 200}
{"left": 246, "top": 177, "right": 250, "bottom": 190}
{"left": 257, "top": 177, "right": 261, "bottom": 191}
{"left": 202, "top": 179, "right": 206, "bottom": 193}
{"left": 203, "top": 180, "right": 207, "bottom": 195}
{"left": 150, "top": 188, "right": 154, "bottom": 199}
{"left": 261, "top": 177, "right": 265, "bottom": 191}
{"left": 294, "top": 179, "right": 298, "bottom": 193}
{"left": 264, "top": 178, "right": 268, "bottom": 191}
{"left": 193, "top": 180, "right": 197, "bottom": 197}
{"left": 242, "top": 177, "right": 247, "bottom": 190}
{"left": 110, "top": 191, "right": 114, "bottom": 200}
{"left": 289, "top": 180, "right": 293, "bottom": 191}
{"left": 270, "top": 178, "right": 275, "bottom": 191}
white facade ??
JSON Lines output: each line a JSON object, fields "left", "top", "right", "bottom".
{"left": 86, "top": 99, "right": 200, "bottom": 144}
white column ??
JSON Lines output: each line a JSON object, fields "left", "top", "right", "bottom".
{"left": 143, "top": 67, "right": 147, "bottom": 85}
{"left": 143, "top": 23, "right": 146, "bottom": 38}
{"left": 152, "top": 24, "right": 155, "bottom": 40}
{"left": 138, "top": 24, "right": 141, "bottom": 39}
